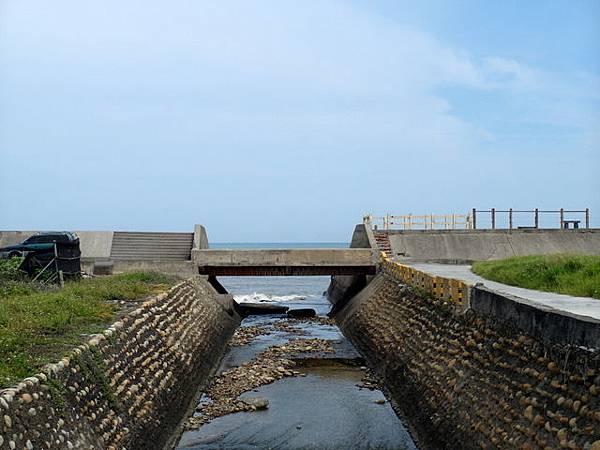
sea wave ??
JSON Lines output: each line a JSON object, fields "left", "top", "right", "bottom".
{"left": 233, "top": 293, "right": 308, "bottom": 303}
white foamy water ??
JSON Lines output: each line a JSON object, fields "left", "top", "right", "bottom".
{"left": 233, "top": 293, "right": 310, "bottom": 303}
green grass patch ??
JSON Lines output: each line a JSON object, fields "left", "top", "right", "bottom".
{"left": 472, "top": 254, "right": 600, "bottom": 299}
{"left": 0, "top": 271, "right": 177, "bottom": 387}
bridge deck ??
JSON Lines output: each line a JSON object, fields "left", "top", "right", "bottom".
{"left": 193, "top": 248, "right": 376, "bottom": 276}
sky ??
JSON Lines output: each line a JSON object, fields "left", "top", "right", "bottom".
{"left": 0, "top": 0, "right": 598, "bottom": 242}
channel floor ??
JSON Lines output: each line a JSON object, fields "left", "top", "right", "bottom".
{"left": 175, "top": 293, "right": 417, "bottom": 450}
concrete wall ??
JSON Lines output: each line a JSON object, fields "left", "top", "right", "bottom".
{"left": 386, "top": 229, "right": 600, "bottom": 263}
{"left": 74, "top": 231, "right": 114, "bottom": 259}
{"left": 335, "top": 272, "right": 600, "bottom": 450}
{"left": 0, "top": 277, "right": 240, "bottom": 450}
{"left": 193, "top": 225, "right": 209, "bottom": 250}
{"left": 348, "top": 223, "right": 372, "bottom": 248}
{"left": 0, "top": 231, "right": 37, "bottom": 249}
{"left": 379, "top": 256, "right": 600, "bottom": 348}
{"left": 471, "top": 286, "right": 600, "bottom": 349}
{"left": 111, "top": 260, "right": 197, "bottom": 278}
{"left": 0, "top": 224, "right": 206, "bottom": 260}
{"left": 327, "top": 224, "right": 376, "bottom": 308}
{"left": 1, "top": 226, "right": 207, "bottom": 276}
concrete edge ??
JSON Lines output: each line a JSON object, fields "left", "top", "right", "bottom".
{"left": 470, "top": 285, "right": 600, "bottom": 349}
{"left": 383, "top": 228, "right": 600, "bottom": 235}
{"left": 193, "top": 224, "right": 209, "bottom": 250}
{"left": 377, "top": 257, "right": 600, "bottom": 349}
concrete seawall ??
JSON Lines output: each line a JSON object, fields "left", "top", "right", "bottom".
{"left": 0, "top": 226, "right": 209, "bottom": 276}
{"left": 327, "top": 224, "right": 376, "bottom": 308}
{"left": 328, "top": 226, "right": 600, "bottom": 306}
{"left": 0, "top": 231, "right": 114, "bottom": 260}
{"left": 335, "top": 272, "right": 600, "bottom": 449}
{"left": 471, "top": 286, "right": 600, "bottom": 349}
{"left": 385, "top": 229, "right": 600, "bottom": 263}
{"left": 0, "top": 277, "right": 240, "bottom": 450}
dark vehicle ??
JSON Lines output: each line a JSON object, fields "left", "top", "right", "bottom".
{"left": 0, "top": 232, "right": 81, "bottom": 280}
{"left": 0, "top": 232, "right": 79, "bottom": 258}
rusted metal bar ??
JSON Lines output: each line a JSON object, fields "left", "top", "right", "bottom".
{"left": 491, "top": 208, "right": 496, "bottom": 230}
{"left": 560, "top": 208, "right": 564, "bottom": 229}
{"left": 509, "top": 208, "right": 513, "bottom": 230}
{"left": 534, "top": 208, "right": 539, "bottom": 228}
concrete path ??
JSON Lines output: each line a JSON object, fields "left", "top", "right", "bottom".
{"left": 407, "top": 263, "right": 600, "bottom": 322}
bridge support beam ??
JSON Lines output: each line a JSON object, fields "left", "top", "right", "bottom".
{"left": 198, "top": 265, "right": 376, "bottom": 277}
{"left": 193, "top": 248, "right": 377, "bottom": 277}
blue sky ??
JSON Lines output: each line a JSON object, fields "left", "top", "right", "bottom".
{"left": 0, "top": 1, "right": 598, "bottom": 241}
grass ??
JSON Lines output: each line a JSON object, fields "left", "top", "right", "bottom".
{"left": 0, "top": 264, "right": 177, "bottom": 387}
{"left": 471, "top": 254, "right": 600, "bottom": 300}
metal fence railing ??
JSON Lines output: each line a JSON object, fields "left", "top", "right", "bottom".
{"left": 470, "top": 208, "right": 590, "bottom": 230}
{"left": 365, "top": 208, "right": 591, "bottom": 231}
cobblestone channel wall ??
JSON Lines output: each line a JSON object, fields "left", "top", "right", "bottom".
{"left": 336, "top": 273, "right": 600, "bottom": 450}
{"left": 0, "top": 277, "right": 240, "bottom": 450}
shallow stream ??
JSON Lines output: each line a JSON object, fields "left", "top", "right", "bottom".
{"left": 175, "top": 276, "right": 417, "bottom": 450}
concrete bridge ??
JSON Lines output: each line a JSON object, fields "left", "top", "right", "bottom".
{"left": 192, "top": 248, "right": 376, "bottom": 276}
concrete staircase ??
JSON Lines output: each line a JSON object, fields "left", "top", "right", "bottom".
{"left": 110, "top": 232, "right": 193, "bottom": 261}
{"left": 373, "top": 231, "right": 392, "bottom": 257}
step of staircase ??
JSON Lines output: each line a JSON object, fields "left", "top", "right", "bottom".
{"left": 110, "top": 232, "right": 193, "bottom": 261}
{"left": 373, "top": 231, "right": 392, "bottom": 257}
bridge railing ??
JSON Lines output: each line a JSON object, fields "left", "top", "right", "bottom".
{"left": 365, "top": 208, "right": 591, "bottom": 231}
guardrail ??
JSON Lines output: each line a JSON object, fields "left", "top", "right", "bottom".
{"left": 365, "top": 214, "right": 473, "bottom": 230}
{"left": 365, "top": 208, "right": 591, "bottom": 230}
{"left": 380, "top": 253, "right": 470, "bottom": 309}
{"left": 470, "top": 208, "right": 590, "bottom": 230}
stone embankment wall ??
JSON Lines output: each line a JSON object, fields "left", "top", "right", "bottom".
{"left": 336, "top": 273, "right": 600, "bottom": 450}
{"left": 0, "top": 277, "right": 240, "bottom": 450}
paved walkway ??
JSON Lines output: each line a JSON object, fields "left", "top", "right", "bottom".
{"left": 408, "top": 263, "right": 600, "bottom": 322}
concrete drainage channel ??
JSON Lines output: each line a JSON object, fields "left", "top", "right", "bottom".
{"left": 171, "top": 287, "right": 418, "bottom": 450}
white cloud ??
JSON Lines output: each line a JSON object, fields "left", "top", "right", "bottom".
{"left": 481, "top": 56, "right": 538, "bottom": 89}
